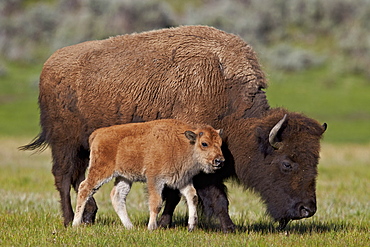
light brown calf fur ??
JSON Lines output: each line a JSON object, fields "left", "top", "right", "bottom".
{"left": 72, "top": 119, "right": 224, "bottom": 231}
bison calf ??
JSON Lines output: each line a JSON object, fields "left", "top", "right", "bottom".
{"left": 72, "top": 119, "right": 224, "bottom": 231}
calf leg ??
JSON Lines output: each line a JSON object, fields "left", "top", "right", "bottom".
{"left": 147, "top": 178, "right": 164, "bottom": 230}
{"left": 72, "top": 179, "right": 93, "bottom": 226}
{"left": 110, "top": 177, "right": 133, "bottom": 229}
{"left": 73, "top": 165, "right": 112, "bottom": 226}
{"left": 179, "top": 184, "right": 198, "bottom": 232}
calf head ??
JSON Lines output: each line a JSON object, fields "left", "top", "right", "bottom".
{"left": 185, "top": 126, "right": 225, "bottom": 173}
{"left": 245, "top": 110, "right": 327, "bottom": 229}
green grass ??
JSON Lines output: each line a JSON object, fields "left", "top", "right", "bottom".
{"left": 0, "top": 62, "right": 41, "bottom": 137}
{"left": 1, "top": 139, "right": 369, "bottom": 246}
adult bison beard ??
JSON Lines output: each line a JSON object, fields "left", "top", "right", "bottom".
{"left": 278, "top": 218, "right": 290, "bottom": 230}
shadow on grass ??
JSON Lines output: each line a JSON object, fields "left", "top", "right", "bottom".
{"left": 173, "top": 214, "right": 355, "bottom": 234}
{"left": 237, "top": 220, "right": 351, "bottom": 235}
{"left": 93, "top": 214, "right": 360, "bottom": 235}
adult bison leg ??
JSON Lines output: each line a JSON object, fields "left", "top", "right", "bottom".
{"left": 158, "top": 187, "right": 181, "bottom": 228}
{"left": 194, "top": 175, "right": 236, "bottom": 233}
{"left": 51, "top": 147, "right": 75, "bottom": 226}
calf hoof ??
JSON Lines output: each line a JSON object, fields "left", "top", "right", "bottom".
{"left": 148, "top": 222, "right": 158, "bottom": 231}
{"left": 72, "top": 219, "right": 81, "bottom": 227}
{"left": 123, "top": 222, "right": 134, "bottom": 230}
{"left": 188, "top": 224, "right": 196, "bottom": 232}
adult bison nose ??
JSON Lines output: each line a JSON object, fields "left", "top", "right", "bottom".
{"left": 213, "top": 157, "right": 225, "bottom": 168}
{"left": 297, "top": 201, "right": 316, "bottom": 218}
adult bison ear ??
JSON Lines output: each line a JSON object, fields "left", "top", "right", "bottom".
{"left": 185, "top": 131, "right": 197, "bottom": 145}
{"left": 255, "top": 126, "right": 272, "bottom": 157}
{"left": 269, "top": 114, "right": 287, "bottom": 149}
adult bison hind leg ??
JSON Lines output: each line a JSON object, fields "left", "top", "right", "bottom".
{"left": 53, "top": 173, "right": 74, "bottom": 226}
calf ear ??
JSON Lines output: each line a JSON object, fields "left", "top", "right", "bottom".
{"left": 185, "top": 131, "right": 197, "bottom": 144}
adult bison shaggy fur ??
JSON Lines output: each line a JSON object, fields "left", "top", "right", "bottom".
{"left": 21, "top": 25, "right": 326, "bottom": 231}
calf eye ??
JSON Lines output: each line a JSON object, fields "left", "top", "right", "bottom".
{"left": 201, "top": 142, "right": 208, "bottom": 147}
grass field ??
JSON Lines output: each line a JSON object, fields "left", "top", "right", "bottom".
{"left": 0, "top": 63, "right": 369, "bottom": 246}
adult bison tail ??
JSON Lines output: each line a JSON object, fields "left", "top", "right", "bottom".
{"left": 19, "top": 131, "right": 48, "bottom": 152}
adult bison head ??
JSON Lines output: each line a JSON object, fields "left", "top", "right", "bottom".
{"left": 230, "top": 109, "right": 327, "bottom": 229}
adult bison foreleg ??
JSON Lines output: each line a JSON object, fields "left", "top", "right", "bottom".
{"left": 158, "top": 187, "right": 181, "bottom": 228}
{"left": 194, "top": 178, "right": 235, "bottom": 233}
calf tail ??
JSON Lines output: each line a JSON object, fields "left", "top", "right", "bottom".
{"left": 19, "top": 131, "right": 48, "bottom": 152}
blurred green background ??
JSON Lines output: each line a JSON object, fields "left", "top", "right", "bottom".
{"left": 1, "top": 0, "right": 369, "bottom": 144}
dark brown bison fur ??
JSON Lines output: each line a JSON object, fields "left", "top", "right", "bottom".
{"left": 20, "top": 25, "right": 325, "bottom": 232}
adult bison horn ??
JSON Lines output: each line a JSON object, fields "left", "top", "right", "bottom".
{"left": 269, "top": 114, "right": 287, "bottom": 149}
{"left": 322, "top": 123, "right": 328, "bottom": 132}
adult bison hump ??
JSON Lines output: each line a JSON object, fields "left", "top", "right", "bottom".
{"left": 38, "top": 25, "right": 268, "bottom": 150}
{"left": 21, "top": 25, "right": 270, "bottom": 228}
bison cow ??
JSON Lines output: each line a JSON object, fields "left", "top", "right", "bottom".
{"left": 21, "top": 25, "right": 326, "bottom": 231}
{"left": 72, "top": 119, "right": 224, "bottom": 231}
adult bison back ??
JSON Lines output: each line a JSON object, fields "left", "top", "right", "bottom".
{"left": 21, "top": 25, "right": 269, "bottom": 229}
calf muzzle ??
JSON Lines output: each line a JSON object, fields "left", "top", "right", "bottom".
{"left": 213, "top": 158, "right": 225, "bottom": 169}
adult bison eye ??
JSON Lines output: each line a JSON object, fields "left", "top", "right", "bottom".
{"left": 201, "top": 142, "right": 208, "bottom": 147}
{"left": 280, "top": 161, "right": 293, "bottom": 173}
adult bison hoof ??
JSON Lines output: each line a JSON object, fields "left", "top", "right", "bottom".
{"left": 221, "top": 223, "right": 236, "bottom": 233}
{"left": 82, "top": 210, "right": 97, "bottom": 224}
{"left": 158, "top": 214, "right": 172, "bottom": 228}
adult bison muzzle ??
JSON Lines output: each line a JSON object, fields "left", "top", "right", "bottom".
{"left": 20, "top": 25, "right": 326, "bottom": 231}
